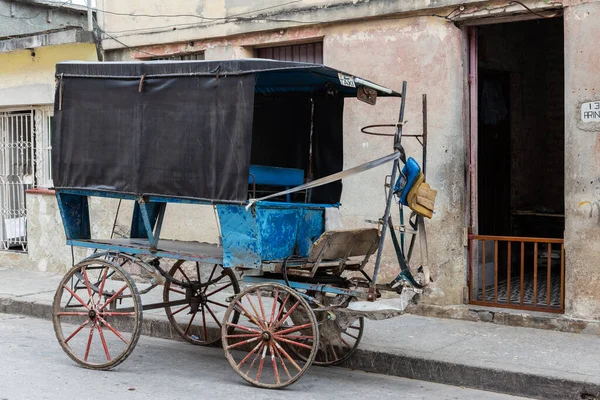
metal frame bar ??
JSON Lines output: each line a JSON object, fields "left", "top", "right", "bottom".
{"left": 67, "top": 239, "right": 223, "bottom": 264}
{"left": 55, "top": 191, "right": 71, "bottom": 239}
{"left": 470, "top": 235, "right": 564, "bottom": 244}
{"left": 137, "top": 200, "right": 156, "bottom": 246}
{"left": 242, "top": 275, "right": 364, "bottom": 298}
{"left": 368, "top": 81, "right": 407, "bottom": 300}
{"left": 153, "top": 202, "right": 166, "bottom": 244}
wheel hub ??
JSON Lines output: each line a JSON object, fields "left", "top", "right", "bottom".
{"left": 189, "top": 290, "right": 207, "bottom": 313}
{"left": 261, "top": 331, "right": 272, "bottom": 341}
{"left": 88, "top": 309, "right": 97, "bottom": 320}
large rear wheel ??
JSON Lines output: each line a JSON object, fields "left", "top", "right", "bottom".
{"left": 222, "top": 283, "right": 319, "bottom": 389}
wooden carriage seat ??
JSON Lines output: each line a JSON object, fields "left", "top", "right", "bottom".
{"left": 308, "top": 228, "right": 380, "bottom": 269}
{"left": 248, "top": 165, "right": 304, "bottom": 201}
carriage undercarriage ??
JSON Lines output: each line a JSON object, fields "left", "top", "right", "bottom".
{"left": 52, "top": 226, "right": 409, "bottom": 388}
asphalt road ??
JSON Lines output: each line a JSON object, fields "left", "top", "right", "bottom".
{"left": 0, "top": 313, "right": 529, "bottom": 400}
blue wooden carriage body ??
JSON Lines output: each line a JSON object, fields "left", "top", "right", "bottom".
{"left": 55, "top": 167, "right": 332, "bottom": 271}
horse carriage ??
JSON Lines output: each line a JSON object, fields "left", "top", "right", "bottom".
{"left": 50, "top": 59, "right": 436, "bottom": 388}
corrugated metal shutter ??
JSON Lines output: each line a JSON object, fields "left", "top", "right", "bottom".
{"left": 256, "top": 42, "right": 323, "bottom": 64}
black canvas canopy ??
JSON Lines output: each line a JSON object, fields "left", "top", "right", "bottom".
{"left": 52, "top": 59, "right": 399, "bottom": 202}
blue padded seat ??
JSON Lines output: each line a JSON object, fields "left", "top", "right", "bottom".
{"left": 248, "top": 165, "right": 304, "bottom": 202}
{"left": 394, "top": 157, "right": 421, "bottom": 206}
{"left": 248, "top": 165, "right": 304, "bottom": 187}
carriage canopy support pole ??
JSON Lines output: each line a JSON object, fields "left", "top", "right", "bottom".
{"left": 368, "top": 81, "right": 407, "bottom": 301}
{"left": 422, "top": 93, "right": 428, "bottom": 179}
{"left": 137, "top": 200, "right": 166, "bottom": 251}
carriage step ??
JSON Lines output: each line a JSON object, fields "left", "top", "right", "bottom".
{"left": 341, "top": 292, "right": 418, "bottom": 320}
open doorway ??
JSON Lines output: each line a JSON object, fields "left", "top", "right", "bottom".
{"left": 469, "top": 17, "right": 565, "bottom": 312}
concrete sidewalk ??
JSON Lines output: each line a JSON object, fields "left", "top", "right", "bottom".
{"left": 1, "top": 267, "right": 598, "bottom": 399}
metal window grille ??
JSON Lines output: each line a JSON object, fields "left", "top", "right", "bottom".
{"left": 150, "top": 52, "right": 205, "bottom": 61}
{"left": 34, "top": 107, "right": 53, "bottom": 188}
{"left": 0, "top": 106, "right": 53, "bottom": 252}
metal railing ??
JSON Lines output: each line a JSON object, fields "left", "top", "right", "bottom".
{"left": 0, "top": 111, "right": 34, "bottom": 251}
{"left": 0, "top": 107, "right": 53, "bottom": 252}
{"left": 468, "top": 235, "right": 565, "bottom": 313}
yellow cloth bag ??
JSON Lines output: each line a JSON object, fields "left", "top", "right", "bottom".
{"left": 405, "top": 173, "right": 437, "bottom": 219}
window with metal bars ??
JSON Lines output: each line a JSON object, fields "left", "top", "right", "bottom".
{"left": 150, "top": 52, "right": 205, "bottom": 61}
{"left": 255, "top": 42, "right": 323, "bottom": 64}
{"left": 0, "top": 106, "right": 53, "bottom": 252}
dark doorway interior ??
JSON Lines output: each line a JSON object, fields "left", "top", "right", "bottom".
{"left": 478, "top": 17, "right": 565, "bottom": 238}
{"left": 478, "top": 70, "right": 512, "bottom": 237}
{"left": 472, "top": 17, "right": 565, "bottom": 311}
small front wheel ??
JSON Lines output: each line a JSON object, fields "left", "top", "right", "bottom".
{"left": 52, "top": 259, "right": 142, "bottom": 370}
{"left": 222, "top": 283, "right": 319, "bottom": 389}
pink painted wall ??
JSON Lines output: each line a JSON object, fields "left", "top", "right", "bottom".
{"left": 322, "top": 17, "right": 467, "bottom": 304}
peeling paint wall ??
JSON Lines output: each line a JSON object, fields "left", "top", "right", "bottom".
{"left": 21, "top": 194, "right": 220, "bottom": 273}
{"left": 98, "top": 0, "right": 564, "bottom": 51}
{"left": 0, "top": 0, "right": 87, "bottom": 38}
{"left": 25, "top": 194, "right": 101, "bottom": 273}
{"left": 321, "top": 17, "right": 466, "bottom": 304}
{"left": 564, "top": 1, "right": 600, "bottom": 320}
{"left": 0, "top": 42, "right": 97, "bottom": 106}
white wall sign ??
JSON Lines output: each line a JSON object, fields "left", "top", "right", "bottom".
{"left": 338, "top": 73, "right": 356, "bottom": 88}
{"left": 582, "top": 100, "right": 600, "bottom": 122}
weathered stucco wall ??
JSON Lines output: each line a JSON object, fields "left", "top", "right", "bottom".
{"left": 0, "top": 42, "right": 97, "bottom": 107}
{"left": 25, "top": 193, "right": 104, "bottom": 273}
{"left": 98, "top": 0, "right": 562, "bottom": 52}
{"left": 0, "top": 0, "right": 87, "bottom": 38}
{"left": 110, "top": 201, "right": 220, "bottom": 246}
{"left": 321, "top": 17, "right": 466, "bottom": 304}
{"left": 564, "top": 1, "right": 600, "bottom": 320}
{"left": 22, "top": 194, "right": 220, "bottom": 274}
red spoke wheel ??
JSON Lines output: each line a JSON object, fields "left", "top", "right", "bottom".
{"left": 164, "top": 261, "right": 239, "bottom": 345}
{"left": 222, "top": 283, "right": 319, "bottom": 389}
{"left": 52, "top": 259, "right": 142, "bottom": 370}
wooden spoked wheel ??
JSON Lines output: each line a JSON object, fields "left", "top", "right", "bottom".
{"left": 288, "top": 306, "right": 364, "bottom": 366}
{"left": 164, "top": 260, "right": 239, "bottom": 345}
{"left": 52, "top": 259, "right": 142, "bottom": 370}
{"left": 222, "top": 283, "right": 319, "bottom": 389}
